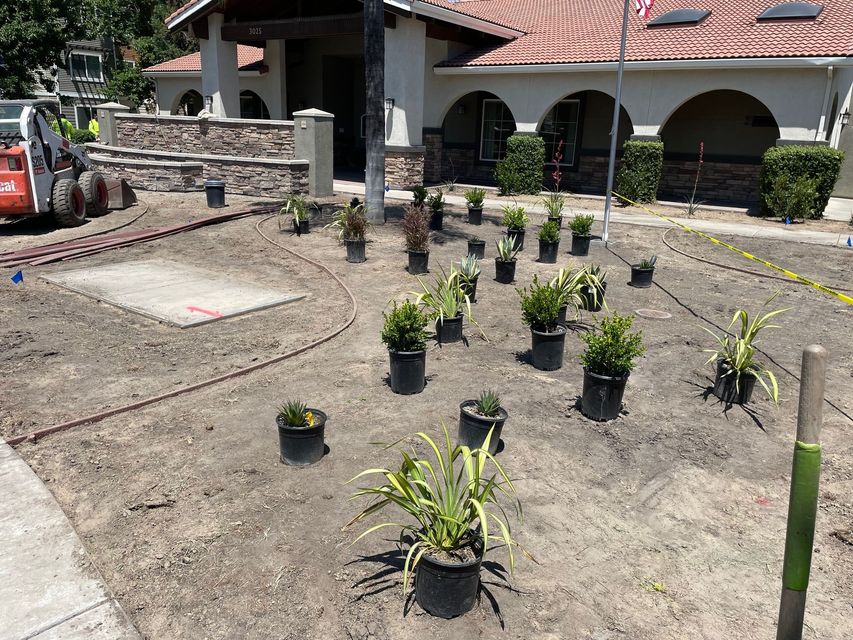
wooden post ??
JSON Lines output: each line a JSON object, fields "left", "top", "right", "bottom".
{"left": 776, "top": 344, "right": 827, "bottom": 640}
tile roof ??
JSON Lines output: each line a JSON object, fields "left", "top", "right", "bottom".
{"left": 143, "top": 45, "right": 265, "bottom": 73}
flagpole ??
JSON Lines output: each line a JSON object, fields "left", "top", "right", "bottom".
{"left": 603, "top": 0, "right": 632, "bottom": 245}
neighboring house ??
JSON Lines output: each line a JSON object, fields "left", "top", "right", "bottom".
{"left": 145, "top": 0, "right": 853, "bottom": 201}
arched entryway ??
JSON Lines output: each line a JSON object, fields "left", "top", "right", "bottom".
{"left": 239, "top": 90, "right": 270, "bottom": 120}
{"left": 173, "top": 90, "right": 203, "bottom": 116}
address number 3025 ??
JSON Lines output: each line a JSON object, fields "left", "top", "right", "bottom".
{"left": 248, "top": 27, "right": 263, "bottom": 36}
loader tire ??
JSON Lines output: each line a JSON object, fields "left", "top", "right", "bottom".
{"left": 52, "top": 179, "right": 87, "bottom": 227}
{"left": 79, "top": 171, "right": 110, "bottom": 217}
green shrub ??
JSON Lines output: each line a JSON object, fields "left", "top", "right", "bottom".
{"left": 580, "top": 313, "right": 645, "bottom": 377}
{"left": 615, "top": 140, "right": 664, "bottom": 204}
{"left": 501, "top": 204, "right": 529, "bottom": 230}
{"left": 70, "top": 128, "right": 96, "bottom": 144}
{"left": 538, "top": 220, "right": 560, "bottom": 242}
{"left": 495, "top": 135, "right": 545, "bottom": 195}
{"left": 518, "top": 275, "right": 562, "bottom": 332}
{"left": 569, "top": 213, "right": 595, "bottom": 236}
{"left": 765, "top": 175, "right": 819, "bottom": 221}
{"left": 381, "top": 300, "right": 429, "bottom": 352}
{"left": 760, "top": 145, "right": 844, "bottom": 218}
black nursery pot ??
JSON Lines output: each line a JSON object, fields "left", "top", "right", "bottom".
{"left": 507, "top": 228, "right": 525, "bottom": 251}
{"left": 277, "top": 410, "right": 327, "bottom": 466}
{"left": 630, "top": 265, "right": 655, "bottom": 288}
{"left": 388, "top": 350, "right": 426, "bottom": 395}
{"left": 548, "top": 215, "right": 562, "bottom": 229}
{"left": 571, "top": 233, "right": 591, "bottom": 256}
{"left": 414, "top": 542, "right": 484, "bottom": 619}
{"left": 345, "top": 238, "right": 366, "bottom": 263}
{"left": 557, "top": 304, "right": 568, "bottom": 327}
{"left": 430, "top": 210, "right": 444, "bottom": 230}
{"left": 539, "top": 239, "right": 559, "bottom": 263}
{"left": 530, "top": 325, "right": 567, "bottom": 371}
{"left": 467, "top": 239, "right": 486, "bottom": 259}
{"left": 468, "top": 207, "right": 483, "bottom": 225}
{"left": 293, "top": 219, "right": 310, "bottom": 235}
{"left": 581, "top": 369, "right": 628, "bottom": 421}
{"left": 408, "top": 250, "right": 429, "bottom": 274}
{"left": 580, "top": 282, "right": 607, "bottom": 312}
{"left": 712, "top": 360, "right": 755, "bottom": 405}
{"left": 461, "top": 277, "right": 478, "bottom": 303}
{"left": 436, "top": 314, "right": 464, "bottom": 343}
{"left": 494, "top": 258, "right": 516, "bottom": 284}
{"left": 457, "top": 400, "right": 508, "bottom": 455}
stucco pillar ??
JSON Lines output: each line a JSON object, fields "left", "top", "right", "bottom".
{"left": 265, "top": 40, "right": 288, "bottom": 120}
{"left": 199, "top": 13, "right": 240, "bottom": 118}
{"left": 95, "top": 101, "right": 130, "bottom": 146}
{"left": 293, "top": 108, "right": 334, "bottom": 197}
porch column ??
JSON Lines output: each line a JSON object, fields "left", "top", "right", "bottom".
{"left": 265, "top": 40, "right": 288, "bottom": 120}
{"left": 199, "top": 13, "right": 240, "bottom": 118}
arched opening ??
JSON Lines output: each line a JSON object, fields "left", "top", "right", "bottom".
{"left": 173, "top": 90, "right": 203, "bottom": 116}
{"left": 659, "top": 90, "right": 780, "bottom": 203}
{"left": 538, "top": 90, "right": 633, "bottom": 193}
{"left": 239, "top": 90, "right": 271, "bottom": 120}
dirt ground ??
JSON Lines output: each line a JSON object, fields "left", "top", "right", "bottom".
{"left": 3, "top": 191, "right": 853, "bottom": 639}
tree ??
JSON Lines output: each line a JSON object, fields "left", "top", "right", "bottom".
{"left": 363, "top": 0, "right": 386, "bottom": 224}
{"left": 105, "top": 63, "right": 154, "bottom": 106}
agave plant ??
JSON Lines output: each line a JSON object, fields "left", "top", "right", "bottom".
{"left": 277, "top": 400, "right": 315, "bottom": 428}
{"left": 457, "top": 255, "right": 481, "bottom": 283}
{"left": 495, "top": 236, "right": 520, "bottom": 262}
{"left": 702, "top": 293, "right": 789, "bottom": 403}
{"left": 344, "top": 424, "right": 525, "bottom": 592}
{"left": 411, "top": 267, "right": 473, "bottom": 324}
{"left": 638, "top": 255, "right": 657, "bottom": 270}
{"left": 474, "top": 390, "right": 501, "bottom": 418}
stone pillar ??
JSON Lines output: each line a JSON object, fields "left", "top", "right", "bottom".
{"left": 293, "top": 108, "right": 334, "bottom": 197}
{"left": 95, "top": 101, "right": 131, "bottom": 146}
{"left": 265, "top": 40, "right": 288, "bottom": 120}
{"left": 385, "top": 146, "right": 425, "bottom": 189}
{"left": 199, "top": 13, "right": 240, "bottom": 118}
{"left": 423, "top": 129, "right": 443, "bottom": 184}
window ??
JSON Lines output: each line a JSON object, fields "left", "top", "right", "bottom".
{"left": 479, "top": 99, "right": 515, "bottom": 161}
{"left": 69, "top": 53, "right": 103, "bottom": 81}
{"left": 647, "top": 8, "right": 711, "bottom": 27}
{"left": 540, "top": 100, "right": 581, "bottom": 166}
{"left": 757, "top": 3, "right": 823, "bottom": 21}
{"left": 76, "top": 106, "right": 96, "bottom": 128}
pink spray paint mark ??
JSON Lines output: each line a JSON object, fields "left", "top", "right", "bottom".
{"left": 187, "top": 306, "right": 224, "bottom": 318}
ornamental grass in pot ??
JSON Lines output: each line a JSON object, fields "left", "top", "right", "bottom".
{"left": 458, "top": 390, "right": 508, "bottom": 455}
{"left": 519, "top": 275, "right": 567, "bottom": 371}
{"left": 580, "top": 313, "right": 645, "bottom": 421}
{"left": 325, "top": 202, "right": 370, "bottom": 263}
{"left": 467, "top": 236, "right": 486, "bottom": 260}
{"left": 579, "top": 264, "right": 608, "bottom": 312}
{"left": 402, "top": 204, "right": 430, "bottom": 274}
{"left": 465, "top": 187, "right": 486, "bottom": 225}
{"left": 538, "top": 220, "right": 561, "bottom": 263}
{"left": 550, "top": 265, "right": 586, "bottom": 327}
{"left": 501, "top": 204, "right": 529, "bottom": 251}
{"left": 382, "top": 300, "right": 429, "bottom": 395}
{"left": 458, "top": 255, "right": 481, "bottom": 303}
{"left": 702, "top": 293, "right": 787, "bottom": 406}
{"left": 494, "top": 236, "right": 519, "bottom": 284}
{"left": 345, "top": 425, "right": 526, "bottom": 619}
{"left": 542, "top": 190, "right": 565, "bottom": 228}
{"left": 630, "top": 255, "right": 657, "bottom": 288}
{"left": 427, "top": 189, "right": 445, "bottom": 231}
{"left": 411, "top": 267, "right": 477, "bottom": 344}
{"left": 569, "top": 213, "right": 595, "bottom": 256}
{"left": 276, "top": 400, "right": 327, "bottom": 466}
{"left": 279, "top": 195, "right": 314, "bottom": 236}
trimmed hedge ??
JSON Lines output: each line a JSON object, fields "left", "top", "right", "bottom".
{"left": 495, "top": 135, "right": 545, "bottom": 195}
{"left": 615, "top": 140, "right": 663, "bottom": 204}
{"left": 70, "top": 128, "right": 96, "bottom": 145}
{"left": 759, "top": 145, "right": 844, "bottom": 218}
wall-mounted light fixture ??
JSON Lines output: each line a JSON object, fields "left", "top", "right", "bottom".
{"left": 385, "top": 97, "right": 395, "bottom": 111}
{"left": 456, "top": 104, "right": 466, "bottom": 116}
{"left": 841, "top": 109, "right": 851, "bottom": 127}
{"left": 203, "top": 95, "right": 213, "bottom": 112}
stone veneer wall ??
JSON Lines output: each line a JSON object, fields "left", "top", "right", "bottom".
{"left": 90, "top": 156, "right": 203, "bottom": 192}
{"left": 385, "top": 147, "right": 425, "bottom": 188}
{"left": 659, "top": 159, "right": 761, "bottom": 204}
{"left": 114, "top": 114, "right": 296, "bottom": 159}
{"left": 423, "top": 132, "right": 443, "bottom": 183}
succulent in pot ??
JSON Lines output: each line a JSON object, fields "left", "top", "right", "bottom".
{"left": 569, "top": 213, "right": 595, "bottom": 256}
{"left": 325, "top": 202, "right": 370, "bottom": 263}
{"left": 518, "top": 275, "right": 567, "bottom": 371}
{"left": 542, "top": 190, "right": 565, "bottom": 227}
{"left": 579, "top": 313, "right": 645, "bottom": 421}
{"left": 630, "top": 255, "right": 657, "bottom": 288}
{"left": 702, "top": 293, "right": 787, "bottom": 406}
{"left": 458, "top": 390, "right": 508, "bottom": 455}
{"left": 464, "top": 187, "right": 486, "bottom": 225}
{"left": 457, "top": 254, "right": 481, "bottom": 303}
{"left": 345, "top": 425, "right": 526, "bottom": 619}
{"left": 427, "top": 189, "right": 445, "bottom": 231}
{"left": 494, "top": 236, "right": 519, "bottom": 284}
{"left": 402, "top": 204, "right": 431, "bottom": 274}
{"left": 410, "top": 266, "right": 478, "bottom": 344}
{"left": 467, "top": 236, "right": 486, "bottom": 260}
{"left": 382, "top": 300, "right": 429, "bottom": 395}
{"left": 411, "top": 185, "right": 428, "bottom": 209}
{"left": 501, "top": 204, "right": 529, "bottom": 251}
{"left": 579, "top": 264, "right": 608, "bottom": 312}
{"left": 537, "top": 220, "right": 561, "bottom": 263}
{"left": 279, "top": 195, "right": 314, "bottom": 236}
{"left": 276, "top": 400, "right": 327, "bottom": 466}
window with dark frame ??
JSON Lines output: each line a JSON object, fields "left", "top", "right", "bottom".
{"left": 540, "top": 100, "right": 581, "bottom": 166}
{"left": 69, "top": 53, "right": 103, "bottom": 81}
{"left": 479, "top": 99, "right": 515, "bottom": 162}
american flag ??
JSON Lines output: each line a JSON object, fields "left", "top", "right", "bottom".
{"left": 636, "top": 0, "right": 654, "bottom": 19}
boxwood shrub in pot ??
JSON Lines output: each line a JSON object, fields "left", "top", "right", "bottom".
{"left": 702, "top": 293, "right": 787, "bottom": 405}
{"left": 276, "top": 400, "right": 327, "bottom": 466}
{"left": 458, "top": 254, "right": 481, "bottom": 303}
{"left": 569, "top": 213, "right": 595, "bottom": 256}
{"left": 467, "top": 236, "right": 486, "bottom": 260}
{"left": 345, "top": 425, "right": 526, "bottom": 619}
{"left": 501, "top": 204, "right": 529, "bottom": 251}
{"left": 580, "top": 313, "right": 645, "bottom": 421}
{"left": 458, "top": 390, "right": 508, "bottom": 455}
{"left": 630, "top": 255, "right": 656, "bottom": 288}
{"left": 542, "top": 190, "right": 565, "bottom": 228}
{"left": 494, "top": 236, "right": 519, "bottom": 284}
{"left": 411, "top": 267, "right": 476, "bottom": 344}
{"left": 325, "top": 202, "right": 370, "bottom": 263}
{"left": 402, "top": 204, "right": 430, "bottom": 274}
{"left": 519, "top": 275, "right": 567, "bottom": 371}
{"left": 427, "top": 189, "right": 445, "bottom": 231}
{"left": 382, "top": 300, "right": 429, "bottom": 395}
{"left": 465, "top": 187, "right": 486, "bottom": 225}
{"left": 538, "top": 220, "right": 560, "bottom": 263}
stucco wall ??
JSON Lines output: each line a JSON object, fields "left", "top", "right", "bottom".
{"left": 153, "top": 75, "right": 281, "bottom": 120}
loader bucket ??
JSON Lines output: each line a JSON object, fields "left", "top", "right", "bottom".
{"left": 105, "top": 179, "right": 137, "bottom": 210}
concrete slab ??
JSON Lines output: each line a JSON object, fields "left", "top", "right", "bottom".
{"left": 0, "top": 443, "right": 139, "bottom": 640}
{"left": 41, "top": 260, "right": 305, "bottom": 328}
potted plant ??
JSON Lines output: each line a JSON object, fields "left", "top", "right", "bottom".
{"left": 579, "top": 264, "right": 608, "bottom": 312}
{"left": 494, "top": 236, "right": 519, "bottom": 284}
{"left": 427, "top": 189, "right": 445, "bottom": 231}
{"left": 345, "top": 425, "right": 524, "bottom": 619}
{"left": 550, "top": 265, "right": 586, "bottom": 327}
{"left": 411, "top": 185, "right": 428, "bottom": 209}
{"left": 501, "top": 204, "right": 529, "bottom": 251}
{"left": 458, "top": 255, "right": 481, "bottom": 303}
{"left": 465, "top": 188, "right": 486, "bottom": 225}
{"left": 542, "top": 190, "right": 565, "bottom": 228}
{"left": 458, "top": 390, "right": 508, "bottom": 455}
{"left": 325, "top": 202, "right": 369, "bottom": 263}
{"left": 411, "top": 267, "right": 475, "bottom": 344}
{"left": 580, "top": 313, "right": 645, "bottom": 421}
{"left": 276, "top": 400, "right": 327, "bottom": 466}
{"left": 702, "top": 294, "right": 787, "bottom": 405}
{"left": 518, "top": 275, "right": 567, "bottom": 371}
{"left": 630, "top": 255, "right": 657, "bottom": 288}
{"left": 569, "top": 213, "right": 595, "bottom": 256}
{"left": 279, "top": 195, "right": 313, "bottom": 236}
{"left": 382, "top": 300, "right": 429, "bottom": 395}
{"left": 538, "top": 220, "right": 561, "bottom": 263}
{"left": 467, "top": 236, "right": 486, "bottom": 259}
{"left": 402, "top": 204, "right": 430, "bottom": 274}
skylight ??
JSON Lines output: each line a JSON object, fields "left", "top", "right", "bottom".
{"left": 647, "top": 8, "right": 711, "bottom": 27}
{"left": 757, "top": 3, "right": 823, "bottom": 21}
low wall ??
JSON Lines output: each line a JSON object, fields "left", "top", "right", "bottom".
{"left": 659, "top": 159, "right": 762, "bottom": 204}
{"left": 114, "top": 113, "right": 296, "bottom": 159}
{"left": 90, "top": 155, "right": 204, "bottom": 192}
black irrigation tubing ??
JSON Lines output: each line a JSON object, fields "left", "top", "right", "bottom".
{"left": 5, "top": 212, "right": 358, "bottom": 447}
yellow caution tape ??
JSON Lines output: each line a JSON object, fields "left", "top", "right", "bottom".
{"left": 612, "top": 192, "right": 853, "bottom": 307}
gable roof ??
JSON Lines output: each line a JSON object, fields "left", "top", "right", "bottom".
{"left": 143, "top": 45, "right": 264, "bottom": 74}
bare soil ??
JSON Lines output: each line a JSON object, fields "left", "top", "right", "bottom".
{"left": 3, "top": 191, "right": 853, "bottom": 639}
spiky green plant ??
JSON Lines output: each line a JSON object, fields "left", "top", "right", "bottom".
{"left": 411, "top": 185, "right": 428, "bottom": 207}
{"left": 325, "top": 202, "right": 370, "bottom": 241}
{"left": 426, "top": 189, "right": 445, "bottom": 213}
{"left": 542, "top": 190, "right": 565, "bottom": 219}
{"left": 457, "top": 255, "right": 481, "bottom": 283}
{"left": 550, "top": 265, "right": 587, "bottom": 320}
{"left": 495, "top": 236, "right": 520, "bottom": 262}
{"left": 410, "top": 266, "right": 472, "bottom": 324}
{"left": 475, "top": 390, "right": 502, "bottom": 417}
{"left": 637, "top": 255, "right": 657, "bottom": 270}
{"left": 277, "top": 400, "right": 313, "bottom": 428}
{"left": 464, "top": 188, "right": 486, "bottom": 209}
{"left": 580, "top": 264, "right": 608, "bottom": 311}
{"left": 278, "top": 195, "right": 312, "bottom": 229}
{"left": 344, "top": 424, "right": 526, "bottom": 593}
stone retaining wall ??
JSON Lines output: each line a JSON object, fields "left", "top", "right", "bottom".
{"left": 659, "top": 159, "right": 761, "bottom": 204}
{"left": 385, "top": 147, "right": 425, "bottom": 189}
{"left": 90, "top": 156, "right": 203, "bottom": 192}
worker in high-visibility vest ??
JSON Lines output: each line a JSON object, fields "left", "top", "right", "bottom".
{"left": 57, "top": 113, "right": 74, "bottom": 138}
{"left": 88, "top": 117, "right": 99, "bottom": 139}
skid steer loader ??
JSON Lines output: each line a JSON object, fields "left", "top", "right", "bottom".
{"left": 0, "top": 99, "right": 109, "bottom": 227}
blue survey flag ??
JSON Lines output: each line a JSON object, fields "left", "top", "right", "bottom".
{"left": 784, "top": 216, "right": 791, "bottom": 225}
{"left": 848, "top": 236, "right": 852, "bottom": 247}
{"left": 10, "top": 270, "right": 23, "bottom": 285}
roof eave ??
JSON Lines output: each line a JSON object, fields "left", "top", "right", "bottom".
{"left": 165, "top": 0, "right": 219, "bottom": 32}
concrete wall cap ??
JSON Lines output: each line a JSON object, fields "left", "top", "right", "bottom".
{"left": 90, "top": 154, "right": 204, "bottom": 169}
{"left": 95, "top": 102, "right": 131, "bottom": 111}
{"left": 386, "top": 145, "right": 427, "bottom": 153}
{"left": 87, "top": 143, "right": 309, "bottom": 167}
{"left": 292, "top": 108, "right": 334, "bottom": 119}
{"left": 114, "top": 113, "right": 295, "bottom": 127}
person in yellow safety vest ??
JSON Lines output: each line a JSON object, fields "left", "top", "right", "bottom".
{"left": 88, "top": 117, "right": 99, "bottom": 139}
{"left": 57, "top": 113, "right": 74, "bottom": 139}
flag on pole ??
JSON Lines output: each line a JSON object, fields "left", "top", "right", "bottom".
{"left": 636, "top": 0, "right": 655, "bottom": 19}
{"left": 10, "top": 270, "right": 23, "bottom": 285}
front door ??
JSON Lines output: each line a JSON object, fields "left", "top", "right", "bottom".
{"left": 322, "top": 55, "right": 366, "bottom": 170}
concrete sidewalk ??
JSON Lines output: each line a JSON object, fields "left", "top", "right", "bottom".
{"left": 0, "top": 443, "right": 139, "bottom": 640}
{"left": 335, "top": 181, "right": 853, "bottom": 249}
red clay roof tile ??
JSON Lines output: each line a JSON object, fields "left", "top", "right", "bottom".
{"left": 143, "top": 45, "right": 264, "bottom": 73}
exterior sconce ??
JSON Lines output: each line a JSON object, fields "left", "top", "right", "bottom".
{"left": 203, "top": 95, "right": 213, "bottom": 112}
{"left": 457, "top": 104, "right": 466, "bottom": 116}
{"left": 385, "top": 97, "right": 395, "bottom": 110}
{"left": 841, "top": 110, "right": 851, "bottom": 127}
